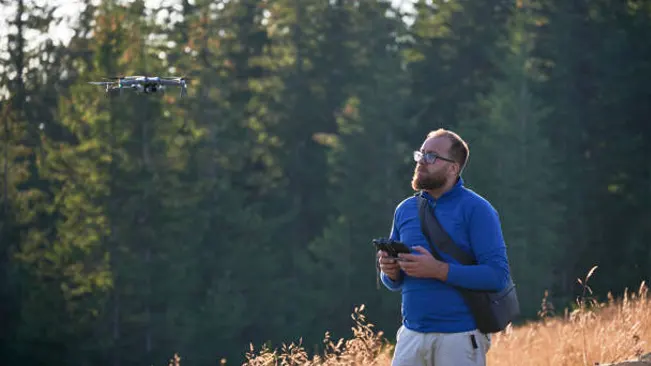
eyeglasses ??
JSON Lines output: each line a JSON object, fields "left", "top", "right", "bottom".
{"left": 413, "top": 150, "right": 456, "bottom": 165}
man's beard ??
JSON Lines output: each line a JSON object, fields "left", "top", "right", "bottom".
{"left": 411, "top": 167, "right": 447, "bottom": 191}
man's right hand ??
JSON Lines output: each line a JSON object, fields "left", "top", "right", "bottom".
{"left": 378, "top": 250, "right": 401, "bottom": 281}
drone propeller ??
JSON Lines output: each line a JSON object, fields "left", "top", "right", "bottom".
{"left": 160, "top": 76, "right": 190, "bottom": 97}
{"left": 89, "top": 81, "right": 115, "bottom": 85}
{"left": 161, "top": 76, "right": 191, "bottom": 80}
{"left": 103, "top": 76, "right": 147, "bottom": 81}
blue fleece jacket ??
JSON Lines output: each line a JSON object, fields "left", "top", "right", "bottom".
{"left": 381, "top": 177, "right": 511, "bottom": 333}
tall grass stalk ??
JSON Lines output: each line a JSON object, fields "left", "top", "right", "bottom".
{"left": 170, "top": 271, "right": 650, "bottom": 366}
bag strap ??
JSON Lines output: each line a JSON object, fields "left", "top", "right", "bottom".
{"left": 416, "top": 192, "right": 475, "bottom": 266}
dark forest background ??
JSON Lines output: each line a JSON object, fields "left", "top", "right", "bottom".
{"left": 1, "top": 0, "right": 650, "bottom": 365}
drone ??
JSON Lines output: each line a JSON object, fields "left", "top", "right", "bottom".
{"left": 89, "top": 75, "right": 189, "bottom": 98}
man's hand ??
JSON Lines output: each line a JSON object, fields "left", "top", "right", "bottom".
{"left": 398, "top": 246, "right": 449, "bottom": 281}
{"left": 378, "top": 250, "right": 401, "bottom": 281}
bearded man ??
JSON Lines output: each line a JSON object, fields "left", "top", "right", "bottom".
{"left": 377, "top": 129, "right": 513, "bottom": 366}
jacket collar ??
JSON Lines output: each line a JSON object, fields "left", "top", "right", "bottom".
{"left": 416, "top": 176, "right": 464, "bottom": 202}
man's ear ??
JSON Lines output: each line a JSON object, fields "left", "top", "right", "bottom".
{"left": 451, "top": 162, "right": 461, "bottom": 177}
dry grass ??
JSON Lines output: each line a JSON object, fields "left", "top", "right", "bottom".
{"left": 242, "top": 304, "right": 394, "bottom": 366}
{"left": 487, "top": 280, "right": 650, "bottom": 366}
{"left": 167, "top": 271, "right": 651, "bottom": 366}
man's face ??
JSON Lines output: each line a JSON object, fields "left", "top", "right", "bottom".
{"left": 411, "top": 136, "right": 457, "bottom": 191}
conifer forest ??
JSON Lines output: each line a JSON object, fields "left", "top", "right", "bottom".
{"left": 1, "top": 0, "right": 650, "bottom": 365}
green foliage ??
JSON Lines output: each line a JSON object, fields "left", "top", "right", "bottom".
{"left": 457, "top": 0, "right": 565, "bottom": 317}
{"left": 403, "top": 0, "right": 512, "bottom": 135}
{"left": 301, "top": 0, "right": 413, "bottom": 345}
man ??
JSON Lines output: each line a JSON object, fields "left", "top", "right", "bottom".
{"left": 378, "top": 128, "right": 512, "bottom": 366}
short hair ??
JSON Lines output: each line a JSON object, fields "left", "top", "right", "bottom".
{"left": 427, "top": 128, "right": 469, "bottom": 174}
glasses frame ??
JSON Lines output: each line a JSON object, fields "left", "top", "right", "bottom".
{"left": 413, "top": 150, "right": 456, "bottom": 165}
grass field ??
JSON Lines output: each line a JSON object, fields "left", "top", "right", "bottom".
{"left": 237, "top": 271, "right": 649, "bottom": 366}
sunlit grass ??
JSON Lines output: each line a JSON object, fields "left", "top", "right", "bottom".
{"left": 168, "top": 269, "right": 651, "bottom": 366}
{"left": 242, "top": 304, "right": 393, "bottom": 366}
{"left": 487, "top": 281, "right": 650, "bottom": 366}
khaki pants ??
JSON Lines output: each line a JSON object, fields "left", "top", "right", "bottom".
{"left": 391, "top": 325, "right": 491, "bottom": 366}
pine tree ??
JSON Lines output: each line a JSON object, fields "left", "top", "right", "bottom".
{"left": 456, "top": 0, "right": 565, "bottom": 317}
{"left": 148, "top": 1, "right": 302, "bottom": 362}
{"left": 403, "top": 0, "right": 512, "bottom": 139}
{"left": 533, "top": 0, "right": 651, "bottom": 298}
{"left": 0, "top": 0, "right": 81, "bottom": 364}
{"left": 298, "top": 0, "right": 413, "bottom": 347}
{"left": 37, "top": 1, "right": 189, "bottom": 364}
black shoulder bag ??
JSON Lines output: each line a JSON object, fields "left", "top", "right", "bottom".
{"left": 416, "top": 193, "right": 520, "bottom": 334}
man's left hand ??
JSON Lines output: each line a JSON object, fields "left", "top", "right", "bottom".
{"left": 398, "top": 246, "right": 449, "bottom": 281}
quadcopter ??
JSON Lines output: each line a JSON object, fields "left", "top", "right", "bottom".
{"left": 89, "top": 75, "right": 189, "bottom": 97}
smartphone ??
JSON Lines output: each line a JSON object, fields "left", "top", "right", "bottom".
{"left": 372, "top": 237, "right": 411, "bottom": 258}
